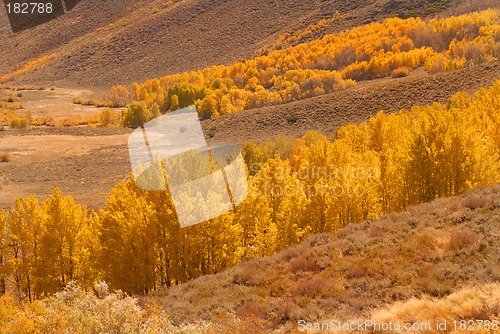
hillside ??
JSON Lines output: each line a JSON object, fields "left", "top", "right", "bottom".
{"left": 0, "top": 0, "right": 494, "bottom": 89}
{"left": 1, "top": 185, "right": 498, "bottom": 333}
{"left": 148, "top": 185, "right": 500, "bottom": 332}
{"left": 1, "top": 1, "right": 500, "bottom": 333}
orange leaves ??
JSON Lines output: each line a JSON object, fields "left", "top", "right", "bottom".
{"left": 0, "top": 53, "right": 58, "bottom": 83}
{"left": 123, "top": 10, "right": 499, "bottom": 119}
{"left": 1, "top": 82, "right": 500, "bottom": 299}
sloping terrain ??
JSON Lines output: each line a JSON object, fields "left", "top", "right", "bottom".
{"left": 0, "top": 0, "right": 489, "bottom": 89}
{"left": 149, "top": 185, "right": 500, "bottom": 332}
{"left": 1, "top": 186, "right": 498, "bottom": 333}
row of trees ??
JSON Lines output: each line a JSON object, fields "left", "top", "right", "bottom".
{"left": 109, "top": 10, "right": 499, "bottom": 121}
{"left": 1, "top": 81, "right": 499, "bottom": 300}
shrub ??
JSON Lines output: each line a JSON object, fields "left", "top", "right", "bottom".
{"left": 286, "top": 115, "right": 300, "bottom": 124}
{"left": 9, "top": 116, "right": 30, "bottom": 129}
{"left": 391, "top": 66, "right": 411, "bottom": 78}
{"left": 346, "top": 263, "right": 369, "bottom": 279}
{"left": 235, "top": 300, "right": 268, "bottom": 319}
{"left": 448, "top": 209, "right": 471, "bottom": 224}
{"left": 462, "top": 195, "right": 488, "bottom": 210}
{"left": 293, "top": 276, "right": 327, "bottom": 296}
{"left": 289, "top": 256, "right": 319, "bottom": 273}
{"left": 2, "top": 93, "right": 17, "bottom": 103}
{"left": 0, "top": 152, "right": 11, "bottom": 162}
{"left": 0, "top": 282, "right": 210, "bottom": 334}
{"left": 275, "top": 300, "right": 301, "bottom": 322}
{"left": 449, "top": 229, "right": 478, "bottom": 250}
{"left": 208, "top": 126, "right": 217, "bottom": 138}
{"left": 121, "top": 101, "right": 160, "bottom": 128}
{"left": 73, "top": 97, "right": 113, "bottom": 108}
{"left": 54, "top": 116, "right": 99, "bottom": 127}
{"left": 99, "top": 108, "right": 120, "bottom": 127}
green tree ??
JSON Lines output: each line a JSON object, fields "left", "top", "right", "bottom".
{"left": 121, "top": 101, "right": 155, "bottom": 128}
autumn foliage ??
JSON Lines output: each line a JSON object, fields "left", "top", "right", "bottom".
{"left": 112, "top": 10, "right": 500, "bottom": 120}
{"left": 0, "top": 79, "right": 499, "bottom": 302}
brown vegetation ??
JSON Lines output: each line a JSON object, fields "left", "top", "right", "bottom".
{"left": 0, "top": 152, "right": 10, "bottom": 163}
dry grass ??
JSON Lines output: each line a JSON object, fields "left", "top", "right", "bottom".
{"left": 371, "top": 283, "right": 500, "bottom": 332}
{"left": 54, "top": 116, "right": 100, "bottom": 127}
{"left": 0, "top": 282, "right": 212, "bottom": 334}
{"left": 462, "top": 194, "right": 489, "bottom": 210}
{"left": 73, "top": 97, "right": 114, "bottom": 108}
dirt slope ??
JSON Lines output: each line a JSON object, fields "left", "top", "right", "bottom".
{"left": 0, "top": 0, "right": 484, "bottom": 89}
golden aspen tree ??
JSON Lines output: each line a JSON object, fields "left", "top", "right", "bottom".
{"left": 234, "top": 181, "right": 276, "bottom": 258}
{"left": 120, "top": 101, "right": 155, "bottom": 128}
{"left": 195, "top": 94, "right": 218, "bottom": 119}
{"left": 105, "top": 85, "right": 131, "bottom": 107}
{"left": 0, "top": 211, "right": 9, "bottom": 295}
{"left": 253, "top": 157, "right": 309, "bottom": 250}
{"left": 8, "top": 196, "right": 44, "bottom": 301}
{"left": 170, "top": 94, "right": 179, "bottom": 111}
{"left": 9, "top": 197, "right": 44, "bottom": 302}
{"left": 142, "top": 189, "right": 180, "bottom": 287}
{"left": 98, "top": 179, "right": 158, "bottom": 294}
{"left": 119, "top": 10, "right": 499, "bottom": 119}
{"left": 34, "top": 188, "right": 89, "bottom": 297}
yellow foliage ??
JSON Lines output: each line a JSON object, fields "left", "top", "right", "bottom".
{"left": 127, "top": 10, "right": 499, "bottom": 119}
{"left": 0, "top": 54, "right": 58, "bottom": 83}
{"left": 1, "top": 81, "right": 499, "bottom": 299}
